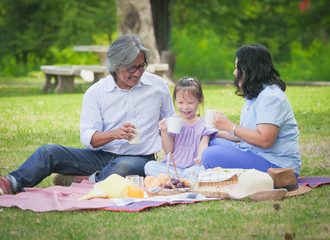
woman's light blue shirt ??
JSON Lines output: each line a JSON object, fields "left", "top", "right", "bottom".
{"left": 238, "top": 84, "right": 301, "bottom": 174}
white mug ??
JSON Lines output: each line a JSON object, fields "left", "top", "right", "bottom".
{"left": 205, "top": 109, "right": 217, "bottom": 128}
{"left": 167, "top": 116, "right": 183, "bottom": 134}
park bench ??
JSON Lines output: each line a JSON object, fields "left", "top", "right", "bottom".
{"left": 40, "top": 63, "right": 170, "bottom": 93}
{"left": 146, "top": 63, "right": 169, "bottom": 77}
{"left": 40, "top": 65, "right": 108, "bottom": 93}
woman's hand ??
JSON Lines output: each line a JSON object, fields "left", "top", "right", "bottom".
{"left": 213, "top": 111, "right": 235, "bottom": 132}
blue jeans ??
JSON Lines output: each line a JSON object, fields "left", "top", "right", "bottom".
{"left": 201, "top": 138, "right": 288, "bottom": 175}
{"left": 6, "top": 144, "right": 155, "bottom": 193}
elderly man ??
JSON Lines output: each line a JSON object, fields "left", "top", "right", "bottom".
{"left": 0, "top": 34, "right": 175, "bottom": 195}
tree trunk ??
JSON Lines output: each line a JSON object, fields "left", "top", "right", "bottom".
{"left": 116, "top": 0, "right": 160, "bottom": 64}
{"left": 151, "top": 0, "right": 176, "bottom": 81}
{"left": 150, "top": 0, "right": 171, "bottom": 53}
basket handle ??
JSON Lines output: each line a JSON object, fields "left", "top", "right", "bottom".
{"left": 167, "top": 152, "right": 180, "bottom": 180}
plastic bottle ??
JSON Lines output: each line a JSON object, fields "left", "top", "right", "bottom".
{"left": 187, "top": 169, "right": 198, "bottom": 190}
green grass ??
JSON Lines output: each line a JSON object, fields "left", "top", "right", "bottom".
{"left": 0, "top": 77, "right": 329, "bottom": 239}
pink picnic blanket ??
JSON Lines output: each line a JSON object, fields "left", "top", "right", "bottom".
{"left": 0, "top": 181, "right": 116, "bottom": 212}
{"left": 0, "top": 177, "right": 328, "bottom": 212}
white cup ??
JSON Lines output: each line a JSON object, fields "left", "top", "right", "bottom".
{"left": 128, "top": 119, "right": 140, "bottom": 144}
{"left": 205, "top": 109, "right": 217, "bottom": 128}
{"left": 167, "top": 116, "right": 183, "bottom": 134}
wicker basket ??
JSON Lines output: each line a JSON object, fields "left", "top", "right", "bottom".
{"left": 146, "top": 153, "right": 191, "bottom": 197}
{"left": 193, "top": 174, "right": 239, "bottom": 198}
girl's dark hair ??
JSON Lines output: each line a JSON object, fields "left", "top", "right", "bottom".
{"left": 234, "top": 44, "right": 286, "bottom": 99}
{"left": 173, "top": 77, "right": 204, "bottom": 102}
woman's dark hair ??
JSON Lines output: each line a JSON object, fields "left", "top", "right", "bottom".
{"left": 234, "top": 44, "right": 286, "bottom": 99}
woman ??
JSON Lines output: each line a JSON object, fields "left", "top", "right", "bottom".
{"left": 201, "top": 44, "right": 301, "bottom": 177}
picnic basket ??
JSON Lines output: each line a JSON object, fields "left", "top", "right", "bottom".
{"left": 193, "top": 174, "right": 239, "bottom": 198}
{"left": 146, "top": 153, "right": 191, "bottom": 197}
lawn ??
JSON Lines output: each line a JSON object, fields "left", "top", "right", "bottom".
{"left": 0, "top": 76, "right": 329, "bottom": 239}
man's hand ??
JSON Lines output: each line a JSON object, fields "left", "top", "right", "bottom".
{"left": 113, "top": 123, "right": 136, "bottom": 141}
{"left": 91, "top": 122, "right": 137, "bottom": 148}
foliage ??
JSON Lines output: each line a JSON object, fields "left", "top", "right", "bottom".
{"left": 0, "top": 79, "right": 329, "bottom": 239}
{"left": 171, "top": 0, "right": 329, "bottom": 81}
{"left": 0, "top": 0, "right": 116, "bottom": 76}
{"left": 0, "top": 0, "right": 329, "bottom": 81}
{"left": 171, "top": 28, "right": 236, "bottom": 81}
{"left": 171, "top": 28, "right": 330, "bottom": 82}
{"left": 0, "top": 0, "right": 64, "bottom": 62}
{"left": 277, "top": 41, "right": 330, "bottom": 82}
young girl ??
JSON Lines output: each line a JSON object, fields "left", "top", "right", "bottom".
{"left": 144, "top": 77, "right": 218, "bottom": 178}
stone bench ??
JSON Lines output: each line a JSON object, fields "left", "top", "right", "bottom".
{"left": 40, "top": 65, "right": 108, "bottom": 93}
{"left": 146, "top": 63, "right": 169, "bottom": 77}
{"left": 146, "top": 63, "right": 174, "bottom": 86}
{"left": 73, "top": 65, "right": 108, "bottom": 84}
{"left": 148, "top": 63, "right": 175, "bottom": 86}
{"left": 40, "top": 63, "right": 170, "bottom": 93}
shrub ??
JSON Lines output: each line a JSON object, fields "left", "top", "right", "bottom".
{"left": 171, "top": 28, "right": 236, "bottom": 81}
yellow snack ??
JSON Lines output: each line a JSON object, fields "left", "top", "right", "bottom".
{"left": 148, "top": 178, "right": 161, "bottom": 188}
{"left": 157, "top": 173, "right": 170, "bottom": 185}
{"left": 144, "top": 176, "right": 156, "bottom": 188}
{"left": 79, "top": 174, "right": 128, "bottom": 200}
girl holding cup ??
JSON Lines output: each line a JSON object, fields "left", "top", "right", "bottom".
{"left": 144, "top": 77, "right": 218, "bottom": 178}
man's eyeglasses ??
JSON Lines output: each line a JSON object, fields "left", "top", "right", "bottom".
{"left": 127, "top": 63, "right": 148, "bottom": 74}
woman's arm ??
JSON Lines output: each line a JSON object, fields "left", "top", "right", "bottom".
{"left": 234, "top": 123, "right": 278, "bottom": 149}
{"left": 194, "top": 135, "right": 210, "bottom": 166}
{"left": 213, "top": 111, "right": 278, "bottom": 149}
{"left": 216, "top": 131, "right": 241, "bottom": 142}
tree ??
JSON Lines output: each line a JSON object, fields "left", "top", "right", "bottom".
{"left": 0, "top": 0, "right": 117, "bottom": 75}
{"left": 116, "top": 0, "right": 160, "bottom": 64}
{"left": 150, "top": 0, "right": 171, "bottom": 54}
{"left": 150, "top": 0, "right": 176, "bottom": 81}
{"left": 0, "top": 0, "right": 65, "bottom": 65}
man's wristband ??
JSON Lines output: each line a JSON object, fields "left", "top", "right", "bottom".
{"left": 230, "top": 124, "right": 238, "bottom": 136}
